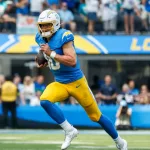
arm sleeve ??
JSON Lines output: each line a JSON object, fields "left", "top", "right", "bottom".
{"left": 61, "top": 31, "right": 74, "bottom": 46}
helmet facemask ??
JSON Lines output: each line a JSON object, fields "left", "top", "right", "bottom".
{"left": 38, "top": 22, "right": 55, "bottom": 38}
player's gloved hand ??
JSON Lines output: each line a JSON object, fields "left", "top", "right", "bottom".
{"left": 35, "top": 56, "right": 48, "bottom": 68}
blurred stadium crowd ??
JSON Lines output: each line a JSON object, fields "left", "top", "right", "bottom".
{"left": 0, "top": 0, "right": 150, "bottom": 35}
{"left": 0, "top": 73, "right": 150, "bottom": 106}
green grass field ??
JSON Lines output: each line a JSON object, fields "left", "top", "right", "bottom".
{"left": 0, "top": 130, "right": 150, "bottom": 150}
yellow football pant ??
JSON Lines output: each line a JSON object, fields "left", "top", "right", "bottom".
{"left": 40, "top": 77, "right": 101, "bottom": 122}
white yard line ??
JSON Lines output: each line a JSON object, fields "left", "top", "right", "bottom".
{"left": 75, "top": 146, "right": 150, "bottom": 149}
{"left": 1, "top": 149, "right": 58, "bottom": 150}
{"left": 1, "top": 129, "right": 150, "bottom": 135}
{"left": 0, "top": 140, "right": 94, "bottom": 145}
{"left": 0, "top": 137, "right": 23, "bottom": 140}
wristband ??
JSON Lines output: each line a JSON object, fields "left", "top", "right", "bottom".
{"left": 50, "top": 51, "right": 56, "bottom": 59}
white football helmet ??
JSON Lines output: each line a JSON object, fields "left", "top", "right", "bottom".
{"left": 37, "top": 10, "right": 60, "bottom": 38}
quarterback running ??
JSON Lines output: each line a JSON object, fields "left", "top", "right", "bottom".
{"left": 35, "top": 9, "right": 128, "bottom": 150}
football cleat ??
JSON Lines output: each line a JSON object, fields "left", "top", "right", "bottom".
{"left": 116, "top": 139, "right": 128, "bottom": 150}
{"left": 61, "top": 128, "right": 79, "bottom": 150}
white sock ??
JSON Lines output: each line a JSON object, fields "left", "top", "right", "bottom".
{"left": 59, "top": 120, "right": 74, "bottom": 132}
{"left": 114, "top": 136, "right": 124, "bottom": 146}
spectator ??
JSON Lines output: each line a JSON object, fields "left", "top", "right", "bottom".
{"left": 0, "top": 0, "right": 7, "bottom": 32}
{"left": 16, "top": 0, "right": 29, "bottom": 16}
{"left": 13, "top": 74, "right": 23, "bottom": 93}
{"left": 135, "top": 84, "right": 150, "bottom": 104}
{"left": 47, "top": 0, "right": 59, "bottom": 5}
{"left": 59, "top": 2, "right": 76, "bottom": 32}
{"left": 95, "top": 75, "right": 117, "bottom": 105}
{"left": 115, "top": 100, "right": 132, "bottom": 130}
{"left": 139, "top": 0, "right": 149, "bottom": 32}
{"left": 0, "top": 74, "right": 5, "bottom": 102}
{"left": 0, "top": 74, "right": 5, "bottom": 88}
{"left": 13, "top": 74, "right": 23, "bottom": 104}
{"left": 85, "top": 0, "right": 99, "bottom": 34}
{"left": 90, "top": 75, "right": 101, "bottom": 95}
{"left": 62, "top": 0, "right": 76, "bottom": 12}
{"left": 117, "top": 83, "right": 134, "bottom": 104}
{"left": 128, "top": 80, "right": 139, "bottom": 96}
{"left": 121, "top": 0, "right": 139, "bottom": 34}
{"left": 34, "top": 75, "right": 46, "bottom": 94}
{"left": 29, "top": 90, "right": 40, "bottom": 106}
{"left": 143, "top": 0, "right": 150, "bottom": 28}
{"left": 0, "top": 0, "right": 7, "bottom": 17}
{"left": 1, "top": 0, "right": 16, "bottom": 33}
{"left": 42, "top": 0, "right": 49, "bottom": 10}
{"left": 46, "top": 0, "right": 59, "bottom": 12}
{"left": 20, "top": 75, "right": 36, "bottom": 105}
{"left": 30, "top": 0, "right": 45, "bottom": 16}
{"left": 0, "top": 76, "right": 18, "bottom": 128}
{"left": 50, "top": 3, "right": 59, "bottom": 12}
{"left": 78, "top": 0, "right": 87, "bottom": 19}
{"left": 145, "top": 0, "right": 150, "bottom": 10}
{"left": 99, "top": 0, "right": 118, "bottom": 34}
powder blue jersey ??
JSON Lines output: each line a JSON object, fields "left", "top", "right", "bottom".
{"left": 35, "top": 28, "right": 83, "bottom": 84}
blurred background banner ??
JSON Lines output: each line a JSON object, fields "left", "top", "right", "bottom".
{"left": 0, "top": 104, "right": 150, "bottom": 128}
{"left": 17, "top": 16, "right": 38, "bottom": 35}
{"left": 1, "top": 34, "right": 150, "bottom": 54}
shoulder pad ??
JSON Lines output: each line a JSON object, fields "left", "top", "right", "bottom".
{"left": 61, "top": 31, "right": 74, "bottom": 45}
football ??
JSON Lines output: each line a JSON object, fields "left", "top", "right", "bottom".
{"left": 36, "top": 51, "right": 47, "bottom": 66}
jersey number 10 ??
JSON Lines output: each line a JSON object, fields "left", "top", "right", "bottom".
{"left": 48, "top": 58, "right": 60, "bottom": 70}
{"left": 43, "top": 53, "right": 60, "bottom": 70}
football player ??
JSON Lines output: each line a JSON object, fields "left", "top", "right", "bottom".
{"left": 35, "top": 9, "right": 128, "bottom": 150}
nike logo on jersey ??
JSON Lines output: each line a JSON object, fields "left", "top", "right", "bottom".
{"left": 76, "top": 84, "right": 81, "bottom": 88}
